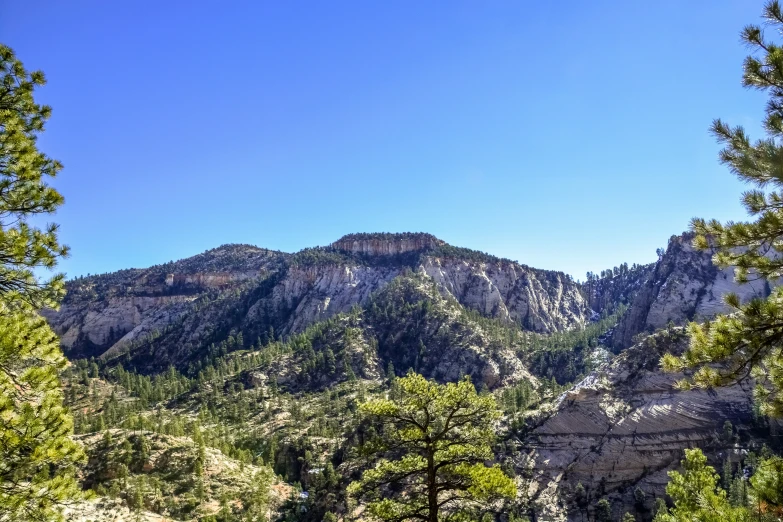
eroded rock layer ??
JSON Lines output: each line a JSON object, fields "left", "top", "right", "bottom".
{"left": 523, "top": 330, "right": 762, "bottom": 521}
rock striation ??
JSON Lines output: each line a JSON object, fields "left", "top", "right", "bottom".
{"left": 522, "top": 329, "right": 762, "bottom": 521}
{"left": 422, "top": 257, "right": 585, "bottom": 333}
{"left": 42, "top": 244, "right": 289, "bottom": 360}
{"left": 331, "top": 232, "right": 444, "bottom": 256}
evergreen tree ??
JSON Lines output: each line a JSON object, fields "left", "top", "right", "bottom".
{"left": 0, "top": 312, "right": 85, "bottom": 521}
{"left": 0, "top": 45, "right": 69, "bottom": 310}
{"left": 663, "top": 1, "right": 783, "bottom": 417}
{"left": 653, "top": 449, "right": 749, "bottom": 522}
{"left": 347, "top": 373, "right": 516, "bottom": 522}
{"left": 749, "top": 456, "right": 783, "bottom": 510}
{"left": 595, "top": 499, "right": 611, "bottom": 522}
{"left": 0, "top": 45, "right": 84, "bottom": 522}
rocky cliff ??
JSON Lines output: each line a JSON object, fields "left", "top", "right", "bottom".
{"left": 611, "top": 234, "right": 773, "bottom": 350}
{"left": 42, "top": 244, "right": 289, "bottom": 360}
{"left": 331, "top": 232, "right": 444, "bottom": 255}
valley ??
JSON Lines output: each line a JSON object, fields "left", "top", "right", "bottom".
{"left": 47, "top": 232, "right": 778, "bottom": 521}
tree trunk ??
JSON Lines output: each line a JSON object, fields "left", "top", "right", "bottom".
{"left": 427, "top": 446, "right": 438, "bottom": 522}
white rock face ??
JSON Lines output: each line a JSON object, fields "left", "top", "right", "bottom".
{"left": 421, "top": 257, "right": 586, "bottom": 333}
{"left": 522, "top": 332, "right": 759, "bottom": 521}
{"left": 331, "top": 235, "right": 444, "bottom": 255}
{"left": 258, "top": 265, "right": 401, "bottom": 334}
{"left": 241, "top": 257, "right": 588, "bottom": 337}
{"left": 42, "top": 295, "right": 194, "bottom": 358}
{"left": 613, "top": 234, "right": 774, "bottom": 349}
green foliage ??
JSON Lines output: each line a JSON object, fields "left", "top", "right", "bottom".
{"left": 667, "top": 1, "right": 783, "bottom": 417}
{"left": 365, "top": 274, "right": 527, "bottom": 386}
{"left": 290, "top": 247, "right": 358, "bottom": 267}
{"left": 595, "top": 498, "right": 611, "bottom": 522}
{"left": 348, "top": 373, "right": 516, "bottom": 522}
{"left": 499, "top": 380, "right": 536, "bottom": 414}
{"left": 80, "top": 430, "right": 275, "bottom": 521}
{"left": 582, "top": 262, "right": 653, "bottom": 315}
{"left": 654, "top": 449, "right": 750, "bottom": 522}
{"left": 0, "top": 310, "right": 85, "bottom": 521}
{"left": 0, "top": 44, "right": 69, "bottom": 310}
{"left": 526, "top": 306, "right": 626, "bottom": 385}
{"left": 750, "top": 456, "right": 783, "bottom": 513}
{"left": 0, "top": 44, "right": 85, "bottom": 522}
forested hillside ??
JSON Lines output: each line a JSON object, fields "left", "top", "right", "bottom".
{"left": 45, "top": 228, "right": 782, "bottom": 521}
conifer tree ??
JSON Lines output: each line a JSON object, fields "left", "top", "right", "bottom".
{"left": 347, "top": 373, "right": 516, "bottom": 522}
{"left": 0, "top": 44, "right": 84, "bottom": 521}
{"left": 653, "top": 449, "right": 749, "bottom": 522}
{"left": 0, "top": 312, "right": 85, "bottom": 521}
{"left": 662, "top": 0, "right": 783, "bottom": 418}
{"left": 0, "top": 45, "right": 69, "bottom": 310}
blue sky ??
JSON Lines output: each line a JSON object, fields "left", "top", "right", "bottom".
{"left": 0, "top": 1, "right": 766, "bottom": 280}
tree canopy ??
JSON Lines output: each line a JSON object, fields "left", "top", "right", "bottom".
{"left": 347, "top": 373, "right": 516, "bottom": 522}
{"left": 653, "top": 449, "right": 750, "bottom": 522}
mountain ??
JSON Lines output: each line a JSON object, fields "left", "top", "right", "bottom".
{"left": 45, "top": 233, "right": 590, "bottom": 374}
{"left": 521, "top": 327, "right": 768, "bottom": 521}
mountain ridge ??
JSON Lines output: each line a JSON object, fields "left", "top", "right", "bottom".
{"left": 45, "top": 233, "right": 593, "bottom": 374}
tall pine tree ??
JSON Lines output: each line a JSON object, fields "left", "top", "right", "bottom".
{"left": 347, "top": 373, "right": 516, "bottom": 522}
{"left": 0, "top": 44, "right": 84, "bottom": 521}
{"left": 662, "top": 1, "right": 783, "bottom": 418}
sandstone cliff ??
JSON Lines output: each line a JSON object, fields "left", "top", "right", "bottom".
{"left": 331, "top": 232, "right": 444, "bottom": 255}
{"left": 611, "top": 234, "right": 773, "bottom": 350}
{"left": 42, "top": 244, "right": 289, "bottom": 360}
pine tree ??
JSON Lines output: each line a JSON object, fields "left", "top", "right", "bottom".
{"left": 749, "top": 456, "right": 783, "bottom": 509}
{"left": 0, "top": 312, "right": 85, "bottom": 521}
{"left": 653, "top": 449, "right": 748, "bottom": 522}
{"left": 0, "top": 44, "right": 84, "bottom": 522}
{"left": 662, "top": 0, "right": 783, "bottom": 418}
{"left": 347, "top": 373, "right": 516, "bottom": 522}
{"left": 595, "top": 499, "right": 611, "bottom": 522}
{"left": 0, "top": 45, "right": 69, "bottom": 310}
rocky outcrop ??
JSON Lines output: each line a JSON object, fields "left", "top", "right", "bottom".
{"left": 248, "top": 264, "right": 401, "bottom": 334}
{"left": 163, "top": 271, "right": 259, "bottom": 288}
{"left": 611, "top": 234, "right": 773, "bottom": 350}
{"left": 240, "top": 255, "right": 589, "bottom": 339}
{"left": 521, "top": 330, "right": 763, "bottom": 521}
{"left": 44, "top": 244, "right": 289, "bottom": 361}
{"left": 331, "top": 232, "right": 444, "bottom": 256}
{"left": 43, "top": 295, "right": 195, "bottom": 359}
{"left": 422, "top": 257, "right": 587, "bottom": 333}
{"left": 241, "top": 274, "right": 538, "bottom": 393}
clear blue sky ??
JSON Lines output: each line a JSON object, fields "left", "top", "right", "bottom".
{"left": 0, "top": 1, "right": 766, "bottom": 280}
